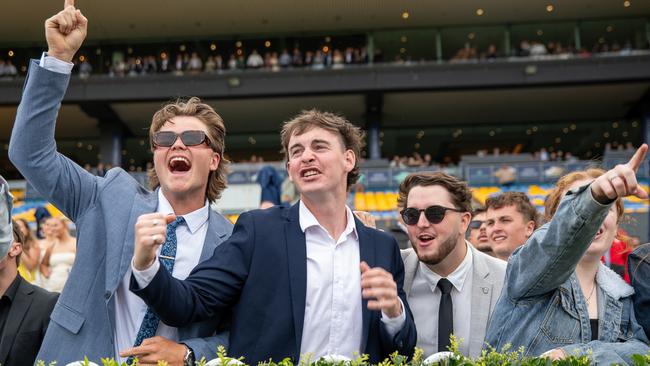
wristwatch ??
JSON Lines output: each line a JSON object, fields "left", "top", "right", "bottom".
{"left": 183, "top": 344, "right": 195, "bottom": 366}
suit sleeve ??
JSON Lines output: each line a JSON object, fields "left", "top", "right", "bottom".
{"left": 181, "top": 330, "right": 230, "bottom": 362}
{"left": 9, "top": 61, "right": 99, "bottom": 222}
{"left": 130, "top": 212, "right": 255, "bottom": 326}
{"left": 379, "top": 234, "right": 417, "bottom": 358}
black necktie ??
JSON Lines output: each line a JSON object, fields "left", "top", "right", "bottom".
{"left": 437, "top": 278, "right": 454, "bottom": 352}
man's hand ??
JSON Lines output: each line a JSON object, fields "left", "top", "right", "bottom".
{"left": 119, "top": 336, "right": 187, "bottom": 366}
{"left": 541, "top": 348, "right": 567, "bottom": 361}
{"left": 591, "top": 144, "right": 648, "bottom": 204}
{"left": 133, "top": 213, "right": 175, "bottom": 271}
{"left": 45, "top": 0, "right": 88, "bottom": 63}
{"left": 360, "top": 261, "right": 402, "bottom": 318}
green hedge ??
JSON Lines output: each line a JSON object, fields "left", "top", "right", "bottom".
{"left": 36, "top": 341, "right": 650, "bottom": 366}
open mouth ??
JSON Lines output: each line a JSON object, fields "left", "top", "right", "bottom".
{"left": 417, "top": 233, "right": 436, "bottom": 245}
{"left": 492, "top": 235, "right": 507, "bottom": 243}
{"left": 168, "top": 156, "right": 191, "bottom": 173}
{"left": 301, "top": 168, "right": 321, "bottom": 179}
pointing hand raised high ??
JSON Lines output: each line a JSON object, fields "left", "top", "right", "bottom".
{"left": 45, "top": 0, "right": 88, "bottom": 63}
{"left": 591, "top": 143, "right": 649, "bottom": 204}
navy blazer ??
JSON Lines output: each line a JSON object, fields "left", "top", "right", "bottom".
{"left": 132, "top": 203, "right": 417, "bottom": 365}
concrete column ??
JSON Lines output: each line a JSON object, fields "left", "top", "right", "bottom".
{"left": 574, "top": 22, "right": 582, "bottom": 51}
{"left": 99, "top": 122, "right": 123, "bottom": 167}
{"left": 365, "top": 92, "right": 383, "bottom": 160}
{"left": 435, "top": 29, "right": 442, "bottom": 63}
{"left": 367, "top": 32, "right": 375, "bottom": 64}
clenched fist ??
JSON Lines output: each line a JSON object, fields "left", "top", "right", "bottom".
{"left": 45, "top": 0, "right": 88, "bottom": 63}
{"left": 133, "top": 213, "right": 176, "bottom": 271}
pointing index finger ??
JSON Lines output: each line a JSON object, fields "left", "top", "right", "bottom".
{"left": 64, "top": 0, "right": 75, "bottom": 9}
{"left": 626, "top": 143, "right": 648, "bottom": 172}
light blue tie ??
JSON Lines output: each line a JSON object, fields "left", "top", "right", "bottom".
{"left": 128, "top": 216, "right": 185, "bottom": 361}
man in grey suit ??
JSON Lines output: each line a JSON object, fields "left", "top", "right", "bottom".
{"left": 9, "top": 1, "right": 232, "bottom": 364}
{"left": 397, "top": 172, "right": 506, "bottom": 358}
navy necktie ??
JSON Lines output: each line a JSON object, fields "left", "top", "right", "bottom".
{"left": 128, "top": 216, "right": 185, "bottom": 360}
{"left": 437, "top": 278, "right": 454, "bottom": 352}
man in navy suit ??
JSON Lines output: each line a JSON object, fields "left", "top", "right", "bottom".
{"left": 131, "top": 110, "right": 417, "bottom": 365}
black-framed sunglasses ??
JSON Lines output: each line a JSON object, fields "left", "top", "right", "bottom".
{"left": 400, "top": 205, "right": 464, "bottom": 226}
{"left": 153, "top": 130, "right": 212, "bottom": 148}
{"left": 469, "top": 220, "right": 484, "bottom": 230}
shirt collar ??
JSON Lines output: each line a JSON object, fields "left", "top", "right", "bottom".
{"left": 298, "top": 200, "right": 358, "bottom": 242}
{"left": 2, "top": 274, "right": 21, "bottom": 302}
{"left": 157, "top": 189, "right": 210, "bottom": 234}
{"left": 419, "top": 241, "right": 473, "bottom": 293}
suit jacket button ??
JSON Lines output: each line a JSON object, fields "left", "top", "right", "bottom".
{"left": 105, "top": 291, "right": 111, "bottom": 299}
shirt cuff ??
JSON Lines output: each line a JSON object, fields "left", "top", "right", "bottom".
{"left": 39, "top": 52, "right": 74, "bottom": 74}
{"left": 380, "top": 297, "right": 406, "bottom": 337}
{"left": 131, "top": 257, "right": 160, "bottom": 289}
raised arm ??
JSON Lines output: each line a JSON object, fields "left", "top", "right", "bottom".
{"left": 506, "top": 145, "right": 648, "bottom": 300}
{"left": 8, "top": 0, "right": 95, "bottom": 222}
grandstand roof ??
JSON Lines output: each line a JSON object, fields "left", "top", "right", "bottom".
{"left": 2, "top": 0, "right": 649, "bottom": 44}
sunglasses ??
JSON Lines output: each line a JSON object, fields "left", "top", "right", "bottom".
{"left": 153, "top": 130, "right": 211, "bottom": 148}
{"left": 400, "top": 205, "right": 464, "bottom": 226}
{"left": 469, "top": 220, "right": 484, "bottom": 230}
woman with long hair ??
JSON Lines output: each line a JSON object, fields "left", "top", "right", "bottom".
{"left": 484, "top": 146, "right": 650, "bottom": 364}
{"left": 39, "top": 216, "right": 76, "bottom": 292}
{"left": 629, "top": 243, "right": 650, "bottom": 339}
{"left": 15, "top": 218, "right": 40, "bottom": 282}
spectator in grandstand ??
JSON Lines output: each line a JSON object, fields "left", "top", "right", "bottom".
{"left": 629, "top": 243, "right": 650, "bottom": 340}
{"left": 15, "top": 218, "right": 40, "bottom": 283}
{"left": 130, "top": 109, "right": 416, "bottom": 365}
{"left": 39, "top": 217, "right": 76, "bottom": 293}
{"left": 485, "top": 154, "right": 650, "bottom": 364}
{"left": 482, "top": 44, "right": 498, "bottom": 60}
{"left": 246, "top": 49, "right": 264, "bottom": 69}
{"left": 292, "top": 47, "right": 303, "bottom": 67}
{"left": 397, "top": 172, "right": 506, "bottom": 357}
{"left": 78, "top": 57, "right": 92, "bottom": 78}
{"left": 278, "top": 49, "right": 292, "bottom": 68}
{"left": 204, "top": 55, "right": 217, "bottom": 72}
{"left": 485, "top": 192, "right": 538, "bottom": 261}
{"left": 0, "top": 177, "right": 58, "bottom": 366}
{"left": 467, "top": 208, "right": 492, "bottom": 256}
{"left": 493, "top": 164, "right": 516, "bottom": 186}
{"left": 188, "top": 52, "right": 203, "bottom": 73}
{"left": 8, "top": 2, "right": 232, "bottom": 364}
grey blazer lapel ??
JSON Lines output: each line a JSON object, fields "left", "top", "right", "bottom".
{"left": 468, "top": 245, "right": 493, "bottom": 358}
{"left": 400, "top": 249, "right": 419, "bottom": 298}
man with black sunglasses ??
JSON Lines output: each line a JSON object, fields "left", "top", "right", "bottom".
{"left": 398, "top": 172, "right": 506, "bottom": 358}
{"left": 466, "top": 208, "right": 493, "bottom": 256}
{"left": 9, "top": 2, "right": 232, "bottom": 364}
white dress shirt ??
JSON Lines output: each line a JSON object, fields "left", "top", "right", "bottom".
{"left": 407, "top": 242, "right": 473, "bottom": 357}
{"left": 298, "top": 201, "right": 405, "bottom": 361}
{"left": 113, "top": 190, "right": 209, "bottom": 362}
{"left": 134, "top": 201, "right": 405, "bottom": 361}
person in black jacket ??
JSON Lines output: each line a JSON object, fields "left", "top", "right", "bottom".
{"left": 0, "top": 176, "right": 58, "bottom": 366}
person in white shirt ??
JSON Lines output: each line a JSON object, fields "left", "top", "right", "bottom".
{"left": 129, "top": 109, "right": 417, "bottom": 365}
{"left": 398, "top": 172, "right": 506, "bottom": 358}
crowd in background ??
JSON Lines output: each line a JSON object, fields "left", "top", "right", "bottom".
{"left": 15, "top": 215, "right": 76, "bottom": 293}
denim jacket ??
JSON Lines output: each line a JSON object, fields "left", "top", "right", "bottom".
{"left": 629, "top": 244, "right": 650, "bottom": 339}
{"left": 484, "top": 184, "right": 649, "bottom": 365}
